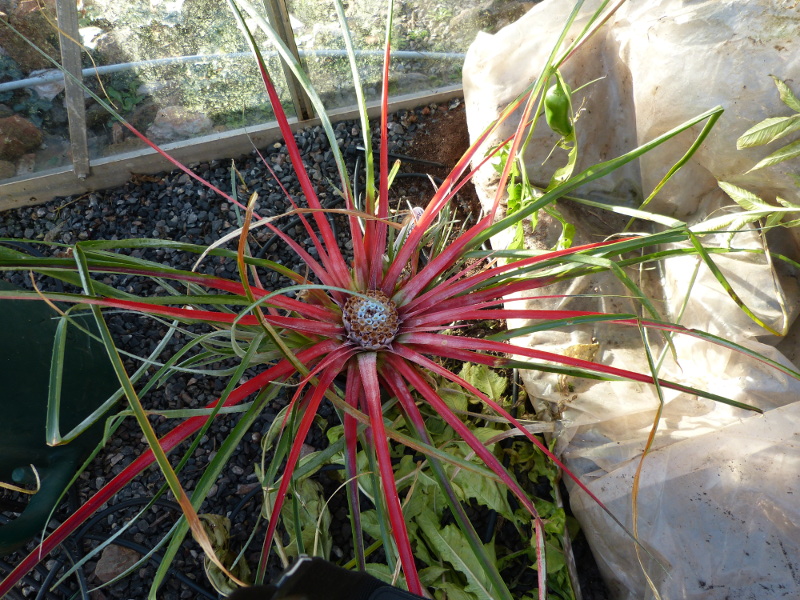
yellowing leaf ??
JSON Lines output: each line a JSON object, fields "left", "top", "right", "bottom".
{"left": 772, "top": 74, "right": 800, "bottom": 112}
{"left": 199, "top": 515, "right": 252, "bottom": 595}
{"left": 736, "top": 115, "right": 800, "bottom": 149}
{"left": 747, "top": 138, "right": 800, "bottom": 172}
{"left": 718, "top": 181, "right": 771, "bottom": 211}
{"left": 459, "top": 363, "right": 507, "bottom": 402}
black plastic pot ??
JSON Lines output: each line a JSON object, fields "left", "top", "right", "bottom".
{"left": 0, "top": 280, "right": 119, "bottom": 555}
{"left": 228, "top": 557, "right": 427, "bottom": 600}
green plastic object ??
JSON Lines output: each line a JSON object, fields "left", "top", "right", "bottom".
{"left": 0, "top": 280, "right": 119, "bottom": 555}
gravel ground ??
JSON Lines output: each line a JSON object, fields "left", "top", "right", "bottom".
{"left": 0, "top": 99, "right": 609, "bottom": 600}
{"left": 0, "top": 99, "right": 451, "bottom": 600}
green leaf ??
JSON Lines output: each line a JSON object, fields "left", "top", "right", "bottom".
{"left": 543, "top": 205, "right": 576, "bottom": 250}
{"left": 772, "top": 74, "right": 800, "bottom": 112}
{"left": 544, "top": 540, "right": 568, "bottom": 575}
{"left": 359, "top": 509, "right": 382, "bottom": 541}
{"left": 506, "top": 182, "right": 522, "bottom": 212}
{"left": 365, "top": 563, "right": 406, "bottom": 589}
{"left": 747, "top": 138, "right": 800, "bottom": 171}
{"left": 776, "top": 196, "right": 800, "bottom": 209}
{"left": 736, "top": 115, "right": 800, "bottom": 149}
{"left": 434, "top": 582, "right": 481, "bottom": 600}
{"left": 416, "top": 510, "right": 496, "bottom": 600}
{"left": 459, "top": 363, "right": 507, "bottom": 402}
{"left": 478, "top": 105, "right": 725, "bottom": 247}
{"left": 699, "top": 212, "right": 768, "bottom": 234}
{"left": 717, "top": 181, "right": 771, "bottom": 211}
{"left": 765, "top": 211, "right": 785, "bottom": 230}
{"left": 686, "top": 229, "right": 781, "bottom": 336}
{"left": 547, "top": 132, "right": 578, "bottom": 190}
{"left": 450, "top": 452, "right": 515, "bottom": 521}
{"left": 438, "top": 383, "right": 469, "bottom": 413}
{"left": 510, "top": 223, "right": 526, "bottom": 251}
{"left": 419, "top": 565, "right": 450, "bottom": 586}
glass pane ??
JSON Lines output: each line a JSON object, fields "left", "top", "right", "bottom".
{"left": 285, "top": 0, "right": 525, "bottom": 110}
{"left": 0, "top": 0, "right": 298, "bottom": 183}
{"left": 77, "top": 0, "right": 294, "bottom": 157}
{"left": 0, "top": 1, "right": 70, "bottom": 179}
{"left": 0, "top": 0, "right": 525, "bottom": 185}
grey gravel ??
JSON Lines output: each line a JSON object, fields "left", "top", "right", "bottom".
{"left": 0, "top": 101, "right": 458, "bottom": 600}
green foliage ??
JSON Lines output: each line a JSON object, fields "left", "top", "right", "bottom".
{"left": 257, "top": 407, "right": 334, "bottom": 563}
{"left": 715, "top": 181, "right": 800, "bottom": 243}
{"left": 737, "top": 76, "right": 800, "bottom": 171}
{"left": 459, "top": 363, "right": 507, "bottom": 403}
{"left": 714, "top": 76, "right": 800, "bottom": 242}
{"left": 492, "top": 138, "right": 575, "bottom": 253}
{"left": 406, "top": 28, "right": 430, "bottom": 41}
{"left": 282, "top": 365, "right": 576, "bottom": 600}
{"left": 8, "top": 2, "right": 799, "bottom": 598}
{"left": 105, "top": 80, "right": 145, "bottom": 114}
{"left": 430, "top": 7, "right": 454, "bottom": 22}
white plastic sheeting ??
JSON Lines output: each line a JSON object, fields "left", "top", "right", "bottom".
{"left": 463, "top": 1, "right": 800, "bottom": 598}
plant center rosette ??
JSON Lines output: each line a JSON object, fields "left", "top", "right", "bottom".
{"left": 341, "top": 290, "right": 400, "bottom": 350}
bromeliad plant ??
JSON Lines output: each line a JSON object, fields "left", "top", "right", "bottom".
{"left": 3, "top": 0, "right": 799, "bottom": 598}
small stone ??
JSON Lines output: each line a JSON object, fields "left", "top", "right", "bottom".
{"left": 0, "top": 160, "right": 16, "bottom": 180}
{"left": 94, "top": 545, "right": 141, "bottom": 583}
{"left": 14, "top": 153, "right": 37, "bottom": 176}
{"left": 236, "top": 482, "right": 261, "bottom": 495}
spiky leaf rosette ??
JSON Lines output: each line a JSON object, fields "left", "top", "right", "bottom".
{"left": 0, "top": 0, "right": 786, "bottom": 598}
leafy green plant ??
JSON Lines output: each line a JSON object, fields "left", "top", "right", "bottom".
{"left": 430, "top": 7, "right": 454, "bottom": 22}
{"left": 2, "top": 1, "right": 799, "bottom": 598}
{"left": 736, "top": 75, "right": 800, "bottom": 172}
{"left": 105, "top": 80, "right": 145, "bottom": 114}
{"left": 271, "top": 365, "right": 575, "bottom": 599}
{"left": 716, "top": 76, "right": 800, "bottom": 232}
{"left": 406, "top": 28, "right": 430, "bottom": 41}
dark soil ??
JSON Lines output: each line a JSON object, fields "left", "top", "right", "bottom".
{"left": 396, "top": 99, "right": 483, "bottom": 224}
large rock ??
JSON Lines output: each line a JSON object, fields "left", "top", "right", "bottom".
{"left": 464, "top": 2, "right": 800, "bottom": 599}
{"left": 0, "top": 115, "right": 43, "bottom": 160}
{"left": 0, "top": 0, "right": 60, "bottom": 73}
{"left": 145, "top": 105, "right": 214, "bottom": 144}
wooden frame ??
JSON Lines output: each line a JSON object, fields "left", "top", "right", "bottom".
{"left": 0, "top": 85, "right": 463, "bottom": 212}
{"left": 0, "top": 0, "right": 466, "bottom": 212}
